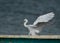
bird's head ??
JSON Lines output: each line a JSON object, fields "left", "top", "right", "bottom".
{"left": 24, "top": 18, "right": 28, "bottom": 22}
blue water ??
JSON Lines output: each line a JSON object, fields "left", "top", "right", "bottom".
{"left": 0, "top": 0, "right": 60, "bottom": 35}
{"left": 0, "top": 38, "right": 59, "bottom": 43}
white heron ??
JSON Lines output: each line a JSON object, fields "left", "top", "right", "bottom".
{"left": 24, "top": 12, "right": 55, "bottom": 35}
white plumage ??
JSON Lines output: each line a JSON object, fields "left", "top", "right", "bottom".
{"left": 24, "top": 12, "right": 55, "bottom": 35}
{"left": 33, "top": 12, "right": 55, "bottom": 25}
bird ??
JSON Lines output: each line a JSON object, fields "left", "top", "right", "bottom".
{"left": 24, "top": 12, "right": 55, "bottom": 35}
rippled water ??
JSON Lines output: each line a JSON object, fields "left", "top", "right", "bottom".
{"left": 0, "top": 0, "right": 60, "bottom": 35}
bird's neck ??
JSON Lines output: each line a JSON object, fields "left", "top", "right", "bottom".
{"left": 24, "top": 21, "right": 28, "bottom": 27}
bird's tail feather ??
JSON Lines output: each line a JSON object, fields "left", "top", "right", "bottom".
{"left": 29, "top": 29, "right": 39, "bottom": 35}
{"left": 34, "top": 30, "right": 40, "bottom": 33}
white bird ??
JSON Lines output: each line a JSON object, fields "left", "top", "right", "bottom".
{"left": 24, "top": 12, "right": 55, "bottom": 35}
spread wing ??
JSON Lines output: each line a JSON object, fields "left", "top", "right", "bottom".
{"left": 33, "top": 12, "right": 55, "bottom": 26}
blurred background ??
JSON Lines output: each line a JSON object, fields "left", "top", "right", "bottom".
{"left": 0, "top": 0, "right": 59, "bottom": 35}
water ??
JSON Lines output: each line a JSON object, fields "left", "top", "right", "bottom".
{"left": 0, "top": 0, "right": 60, "bottom": 35}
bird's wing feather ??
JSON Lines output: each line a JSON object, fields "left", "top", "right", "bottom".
{"left": 33, "top": 18, "right": 55, "bottom": 31}
{"left": 33, "top": 12, "right": 55, "bottom": 25}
